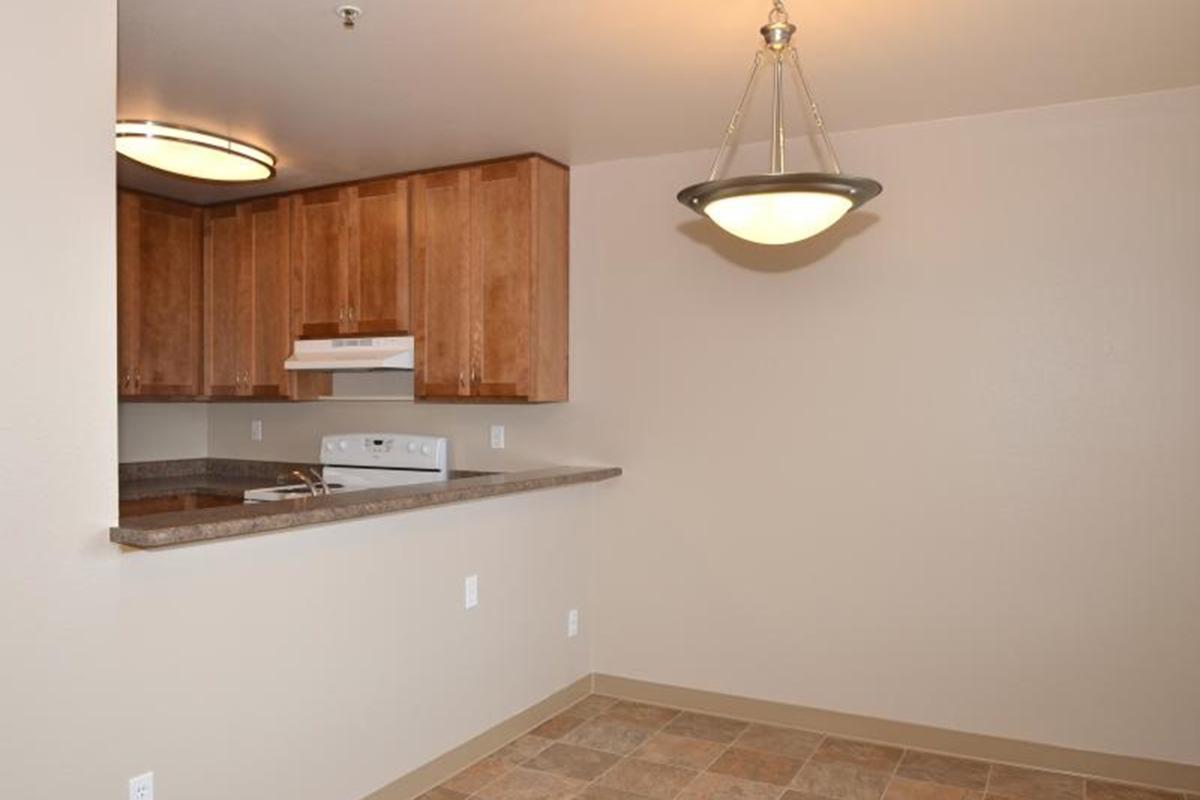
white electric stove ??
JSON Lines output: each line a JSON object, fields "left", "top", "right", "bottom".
{"left": 244, "top": 433, "right": 449, "bottom": 503}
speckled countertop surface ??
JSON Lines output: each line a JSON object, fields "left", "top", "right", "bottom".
{"left": 119, "top": 458, "right": 321, "bottom": 500}
{"left": 112, "top": 465, "right": 622, "bottom": 549}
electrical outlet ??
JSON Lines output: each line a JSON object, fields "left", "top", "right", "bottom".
{"left": 250, "top": 419, "right": 263, "bottom": 442}
{"left": 567, "top": 608, "right": 579, "bottom": 638}
{"left": 490, "top": 424, "right": 505, "bottom": 449}
{"left": 129, "top": 772, "right": 153, "bottom": 800}
{"left": 464, "top": 575, "right": 479, "bottom": 609}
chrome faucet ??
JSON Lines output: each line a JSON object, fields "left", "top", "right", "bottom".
{"left": 308, "top": 467, "right": 331, "bottom": 496}
{"left": 288, "top": 469, "right": 319, "bottom": 497}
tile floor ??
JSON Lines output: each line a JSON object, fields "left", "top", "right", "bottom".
{"left": 419, "top": 695, "right": 1194, "bottom": 800}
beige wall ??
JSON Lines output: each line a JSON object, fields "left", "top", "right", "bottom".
{"left": 204, "top": 87, "right": 1200, "bottom": 766}
{"left": 3, "top": 9, "right": 596, "bottom": 800}
{"left": 120, "top": 403, "right": 209, "bottom": 461}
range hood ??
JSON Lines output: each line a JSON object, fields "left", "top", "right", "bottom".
{"left": 284, "top": 336, "right": 414, "bottom": 371}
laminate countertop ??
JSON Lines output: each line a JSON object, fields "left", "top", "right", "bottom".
{"left": 112, "top": 465, "right": 622, "bottom": 549}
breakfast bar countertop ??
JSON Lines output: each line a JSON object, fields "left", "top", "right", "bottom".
{"left": 111, "top": 465, "right": 623, "bottom": 549}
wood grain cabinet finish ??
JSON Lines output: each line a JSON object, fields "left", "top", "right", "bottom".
{"left": 117, "top": 190, "right": 203, "bottom": 398}
{"left": 203, "top": 197, "right": 325, "bottom": 399}
{"left": 411, "top": 156, "right": 568, "bottom": 402}
{"left": 291, "top": 179, "right": 410, "bottom": 339}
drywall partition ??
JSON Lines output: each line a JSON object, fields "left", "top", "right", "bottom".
{"left": 207, "top": 86, "right": 1200, "bottom": 766}
{"left": 0, "top": 7, "right": 597, "bottom": 799}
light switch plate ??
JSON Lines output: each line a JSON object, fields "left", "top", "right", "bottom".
{"left": 464, "top": 575, "right": 479, "bottom": 609}
{"left": 567, "top": 608, "right": 579, "bottom": 638}
{"left": 490, "top": 424, "right": 505, "bottom": 449}
{"left": 251, "top": 419, "right": 263, "bottom": 442}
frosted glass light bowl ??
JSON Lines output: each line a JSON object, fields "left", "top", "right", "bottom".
{"left": 678, "top": 173, "right": 881, "bottom": 245}
{"left": 116, "top": 120, "right": 276, "bottom": 182}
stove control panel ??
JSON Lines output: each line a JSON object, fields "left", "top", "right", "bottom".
{"left": 320, "top": 433, "right": 448, "bottom": 470}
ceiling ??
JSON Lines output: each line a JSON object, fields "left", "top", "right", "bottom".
{"left": 118, "top": 0, "right": 1200, "bottom": 204}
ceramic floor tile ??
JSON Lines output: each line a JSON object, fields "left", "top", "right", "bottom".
{"left": 895, "top": 751, "right": 990, "bottom": 790}
{"left": 493, "top": 734, "right": 555, "bottom": 766}
{"left": 532, "top": 713, "right": 590, "bottom": 740}
{"left": 425, "top": 698, "right": 1187, "bottom": 800}
{"left": 632, "top": 731, "right": 729, "bottom": 770}
{"left": 709, "top": 746, "right": 807, "bottom": 786}
{"left": 1085, "top": 781, "right": 1185, "bottom": 800}
{"left": 442, "top": 756, "right": 511, "bottom": 794}
{"left": 418, "top": 788, "right": 470, "bottom": 800}
{"left": 883, "top": 776, "right": 981, "bottom": 800}
{"left": 576, "top": 786, "right": 655, "bottom": 800}
{"left": 988, "top": 765, "right": 1084, "bottom": 800}
{"left": 791, "top": 760, "right": 893, "bottom": 800}
{"left": 593, "top": 757, "right": 698, "bottom": 800}
{"left": 570, "top": 694, "right": 622, "bottom": 720}
{"left": 663, "top": 711, "right": 750, "bottom": 743}
{"left": 734, "top": 724, "right": 824, "bottom": 760}
{"left": 604, "top": 701, "right": 682, "bottom": 732}
{"left": 678, "top": 771, "right": 789, "bottom": 800}
{"left": 473, "top": 766, "right": 586, "bottom": 800}
{"left": 812, "top": 737, "right": 905, "bottom": 773}
{"left": 524, "top": 742, "right": 623, "bottom": 781}
{"left": 563, "top": 715, "right": 654, "bottom": 755}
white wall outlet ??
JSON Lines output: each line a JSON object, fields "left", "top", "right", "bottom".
{"left": 129, "top": 772, "right": 153, "bottom": 800}
{"left": 567, "top": 608, "right": 579, "bottom": 638}
{"left": 250, "top": 419, "right": 263, "bottom": 442}
{"left": 464, "top": 575, "right": 479, "bottom": 609}
{"left": 490, "top": 424, "right": 505, "bottom": 449}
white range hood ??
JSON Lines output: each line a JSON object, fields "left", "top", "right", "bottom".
{"left": 284, "top": 336, "right": 414, "bottom": 371}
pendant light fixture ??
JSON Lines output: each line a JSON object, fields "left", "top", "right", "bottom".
{"left": 678, "top": 0, "right": 880, "bottom": 245}
{"left": 115, "top": 120, "right": 276, "bottom": 182}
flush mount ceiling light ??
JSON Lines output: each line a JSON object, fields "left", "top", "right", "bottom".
{"left": 678, "top": 0, "right": 881, "bottom": 245}
{"left": 115, "top": 121, "right": 276, "bottom": 182}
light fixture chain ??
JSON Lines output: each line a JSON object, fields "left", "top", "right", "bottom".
{"left": 787, "top": 47, "right": 842, "bottom": 174}
{"left": 708, "top": 50, "right": 766, "bottom": 182}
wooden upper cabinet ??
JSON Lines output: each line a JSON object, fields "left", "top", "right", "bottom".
{"left": 412, "top": 156, "right": 568, "bottom": 402}
{"left": 349, "top": 178, "right": 410, "bottom": 335}
{"left": 291, "top": 187, "right": 347, "bottom": 339}
{"left": 412, "top": 168, "right": 473, "bottom": 398}
{"left": 117, "top": 190, "right": 203, "bottom": 398}
{"left": 203, "top": 204, "right": 247, "bottom": 398}
{"left": 245, "top": 198, "right": 297, "bottom": 398}
{"left": 204, "top": 197, "right": 306, "bottom": 399}
{"left": 472, "top": 159, "right": 534, "bottom": 398}
{"left": 292, "top": 180, "right": 410, "bottom": 339}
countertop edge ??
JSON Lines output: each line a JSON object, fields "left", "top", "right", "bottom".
{"left": 110, "top": 466, "right": 622, "bottom": 549}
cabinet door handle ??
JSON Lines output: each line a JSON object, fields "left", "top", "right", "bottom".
{"left": 348, "top": 306, "right": 356, "bottom": 323}
{"left": 338, "top": 307, "right": 346, "bottom": 323}
{"left": 121, "top": 372, "right": 131, "bottom": 390}
{"left": 134, "top": 370, "right": 141, "bottom": 392}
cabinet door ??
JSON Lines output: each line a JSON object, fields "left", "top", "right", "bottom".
{"left": 412, "top": 169, "right": 473, "bottom": 398}
{"left": 471, "top": 160, "right": 533, "bottom": 398}
{"left": 245, "top": 197, "right": 293, "bottom": 398}
{"left": 203, "top": 204, "right": 249, "bottom": 397}
{"left": 129, "top": 194, "right": 203, "bottom": 396}
{"left": 117, "top": 192, "right": 141, "bottom": 397}
{"left": 291, "top": 187, "right": 348, "bottom": 339}
{"left": 348, "top": 178, "right": 410, "bottom": 335}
